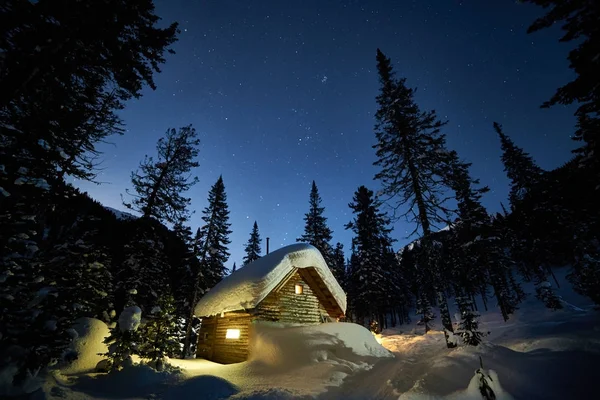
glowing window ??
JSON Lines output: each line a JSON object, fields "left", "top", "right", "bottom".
{"left": 295, "top": 284, "right": 303, "bottom": 294}
{"left": 225, "top": 329, "right": 240, "bottom": 339}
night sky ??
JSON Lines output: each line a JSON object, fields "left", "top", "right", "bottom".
{"left": 75, "top": 0, "right": 578, "bottom": 268}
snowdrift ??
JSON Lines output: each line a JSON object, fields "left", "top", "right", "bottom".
{"left": 61, "top": 317, "right": 110, "bottom": 375}
{"left": 248, "top": 322, "right": 393, "bottom": 369}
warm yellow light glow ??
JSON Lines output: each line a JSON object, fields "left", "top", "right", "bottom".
{"left": 295, "top": 284, "right": 303, "bottom": 294}
{"left": 372, "top": 332, "right": 383, "bottom": 344}
{"left": 225, "top": 329, "right": 240, "bottom": 339}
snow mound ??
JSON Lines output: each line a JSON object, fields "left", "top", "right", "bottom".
{"left": 119, "top": 306, "right": 142, "bottom": 331}
{"left": 194, "top": 243, "right": 346, "bottom": 317}
{"left": 248, "top": 322, "right": 393, "bottom": 369}
{"left": 61, "top": 318, "right": 110, "bottom": 375}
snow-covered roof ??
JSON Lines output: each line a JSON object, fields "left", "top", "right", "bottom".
{"left": 194, "top": 243, "right": 347, "bottom": 317}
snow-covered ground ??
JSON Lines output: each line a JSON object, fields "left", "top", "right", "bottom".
{"left": 23, "top": 267, "right": 600, "bottom": 399}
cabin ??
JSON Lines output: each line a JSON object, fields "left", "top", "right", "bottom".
{"left": 194, "top": 243, "right": 347, "bottom": 364}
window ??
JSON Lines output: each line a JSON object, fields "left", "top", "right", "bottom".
{"left": 225, "top": 329, "right": 240, "bottom": 339}
{"left": 295, "top": 284, "right": 303, "bottom": 294}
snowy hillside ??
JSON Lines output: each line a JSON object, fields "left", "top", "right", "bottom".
{"left": 104, "top": 206, "right": 137, "bottom": 220}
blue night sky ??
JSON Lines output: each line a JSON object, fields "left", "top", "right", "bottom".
{"left": 75, "top": 0, "right": 578, "bottom": 269}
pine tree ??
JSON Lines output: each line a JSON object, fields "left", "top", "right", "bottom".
{"left": 181, "top": 176, "right": 231, "bottom": 357}
{"left": 372, "top": 49, "right": 455, "bottom": 347}
{"left": 415, "top": 293, "right": 435, "bottom": 334}
{"left": 41, "top": 214, "right": 114, "bottom": 321}
{"left": 494, "top": 122, "right": 544, "bottom": 207}
{"left": 331, "top": 242, "right": 346, "bottom": 288}
{"left": 139, "top": 293, "right": 181, "bottom": 371}
{"left": 117, "top": 220, "right": 171, "bottom": 314}
{"left": 0, "top": 0, "right": 178, "bottom": 386}
{"left": 243, "top": 221, "right": 262, "bottom": 266}
{"left": 195, "top": 176, "right": 232, "bottom": 288}
{"left": 231, "top": 262, "right": 237, "bottom": 273}
{"left": 103, "top": 306, "right": 143, "bottom": 372}
{"left": 445, "top": 151, "right": 521, "bottom": 322}
{"left": 522, "top": 0, "right": 600, "bottom": 171}
{"left": 0, "top": 0, "right": 178, "bottom": 182}
{"left": 455, "top": 296, "right": 485, "bottom": 346}
{"left": 297, "top": 180, "right": 335, "bottom": 269}
{"left": 123, "top": 125, "right": 200, "bottom": 225}
{"left": 345, "top": 186, "right": 394, "bottom": 326}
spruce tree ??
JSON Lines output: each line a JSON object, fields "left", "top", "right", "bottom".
{"left": 103, "top": 306, "right": 143, "bottom": 372}
{"left": 123, "top": 125, "right": 200, "bottom": 225}
{"left": 345, "top": 186, "right": 394, "bottom": 327}
{"left": 0, "top": 0, "right": 178, "bottom": 182}
{"left": 117, "top": 220, "right": 171, "bottom": 314}
{"left": 372, "top": 49, "right": 455, "bottom": 347}
{"left": 195, "top": 176, "right": 232, "bottom": 288}
{"left": 243, "top": 221, "right": 262, "bottom": 266}
{"left": 494, "top": 122, "right": 544, "bottom": 207}
{"left": 297, "top": 180, "right": 335, "bottom": 269}
{"left": 522, "top": 0, "right": 600, "bottom": 170}
{"left": 139, "top": 293, "right": 181, "bottom": 371}
{"left": 41, "top": 215, "right": 114, "bottom": 321}
{"left": 231, "top": 262, "right": 237, "bottom": 273}
{"left": 331, "top": 242, "right": 346, "bottom": 288}
{"left": 181, "top": 176, "right": 231, "bottom": 357}
{"left": 0, "top": 0, "right": 178, "bottom": 386}
{"left": 445, "top": 151, "right": 521, "bottom": 321}
{"left": 455, "top": 296, "right": 485, "bottom": 346}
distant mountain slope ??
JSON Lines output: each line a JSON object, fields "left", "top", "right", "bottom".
{"left": 105, "top": 206, "right": 137, "bottom": 220}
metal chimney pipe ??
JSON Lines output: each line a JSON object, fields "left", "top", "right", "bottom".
{"left": 266, "top": 237, "right": 270, "bottom": 254}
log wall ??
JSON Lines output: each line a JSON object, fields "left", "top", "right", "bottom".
{"left": 196, "top": 311, "right": 252, "bottom": 364}
{"left": 256, "top": 271, "right": 328, "bottom": 324}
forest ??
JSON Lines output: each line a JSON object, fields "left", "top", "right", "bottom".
{"left": 0, "top": 0, "right": 598, "bottom": 393}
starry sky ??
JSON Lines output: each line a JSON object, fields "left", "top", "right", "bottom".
{"left": 75, "top": 0, "right": 579, "bottom": 269}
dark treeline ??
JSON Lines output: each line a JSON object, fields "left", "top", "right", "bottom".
{"left": 0, "top": 0, "right": 599, "bottom": 392}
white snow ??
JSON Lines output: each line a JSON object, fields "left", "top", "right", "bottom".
{"left": 28, "top": 267, "right": 600, "bottom": 399}
{"left": 60, "top": 318, "right": 110, "bottom": 375}
{"left": 105, "top": 206, "right": 137, "bottom": 220}
{"left": 118, "top": 306, "right": 142, "bottom": 332}
{"left": 194, "top": 243, "right": 346, "bottom": 317}
{"left": 46, "top": 322, "right": 391, "bottom": 399}
{"left": 248, "top": 322, "right": 393, "bottom": 367}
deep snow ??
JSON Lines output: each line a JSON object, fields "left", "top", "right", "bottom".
{"left": 16, "top": 267, "right": 600, "bottom": 399}
{"left": 194, "top": 243, "right": 346, "bottom": 317}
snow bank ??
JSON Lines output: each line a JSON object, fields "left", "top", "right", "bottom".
{"left": 194, "top": 243, "right": 346, "bottom": 317}
{"left": 60, "top": 318, "right": 110, "bottom": 375}
{"left": 248, "top": 322, "right": 393, "bottom": 369}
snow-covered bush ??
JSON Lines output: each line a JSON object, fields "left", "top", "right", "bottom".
{"left": 138, "top": 294, "right": 182, "bottom": 371}
{"left": 101, "top": 306, "right": 143, "bottom": 371}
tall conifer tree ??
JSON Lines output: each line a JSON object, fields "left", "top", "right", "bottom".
{"left": 494, "top": 122, "right": 544, "bottom": 208}
{"left": 243, "top": 221, "right": 262, "bottom": 266}
{"left": 181, "top": 176, "right": 231, "bottom": 357}
{"left": 298, "top": 181, "right": 335, "bottom": 268}
{"left": 124, "top": 125, "right": 200, "bottom": 225}
{"left": 522, "top": 0, "right": 600, "bottom": 170}
{"left": 345, "top": 186, "right": 394, "bottom": 327}
{"left": 372, "top": 49, "right": 455, "bottom": 347}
